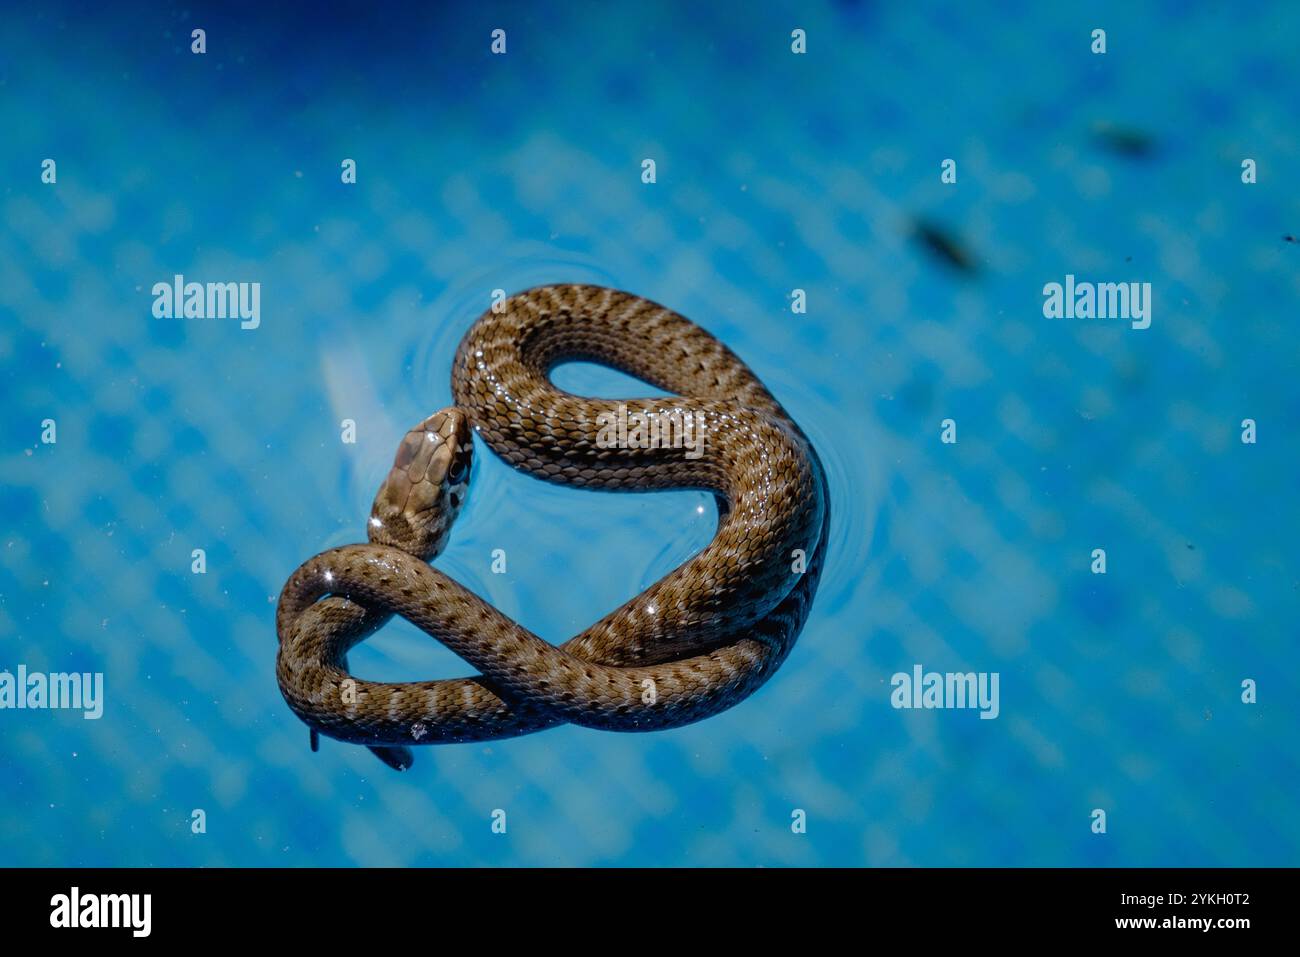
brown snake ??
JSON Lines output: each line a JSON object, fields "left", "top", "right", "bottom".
{"left": 275, "top": 284, "right": 829, "bottom": 770}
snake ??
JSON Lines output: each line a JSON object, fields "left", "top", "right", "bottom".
{"left": 275, "top": 284, "right": 829, "bottom": 770}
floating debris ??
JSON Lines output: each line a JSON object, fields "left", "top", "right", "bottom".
{"left": 1091, "top": 122, "right": 1157, "bottom": 159}
{"left": 910, "top": 218, "right": 978, "bottom": 275}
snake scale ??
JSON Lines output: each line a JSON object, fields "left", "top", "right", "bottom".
{"left": 275, "top": 284, "right": 829, "bottom": 770}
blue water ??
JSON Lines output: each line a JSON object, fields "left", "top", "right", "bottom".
{"left": 1, "top": 1, "right": 1297, "bottom": 866}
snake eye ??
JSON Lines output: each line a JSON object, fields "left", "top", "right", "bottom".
{"left": 446, "top": 458, "right": 468, "bottom": 486}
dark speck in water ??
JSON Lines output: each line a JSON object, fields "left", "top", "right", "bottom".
{"left": 1285, "top": 235, "right": 1297, "bottom": 243}
{"left": 1092, "top": 123, "right": 1157, "bottom": 159}
{"left": 911, "top": 218, "right": 978, "bottom": 275}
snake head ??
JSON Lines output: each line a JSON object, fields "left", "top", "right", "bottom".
{"left": 368, "top": 408, "right": 473, "bottom": 559}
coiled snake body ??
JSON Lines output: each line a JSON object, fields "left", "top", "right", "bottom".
{"left": 276, "top": 284, "right": 829, "bottom": 769}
